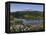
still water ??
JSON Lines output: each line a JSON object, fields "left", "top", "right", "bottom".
{"left": 23, "top": 19, "right": 43, "bottom": 25}
{"left": 15, "top": 18, "right": 43, "bottom": 25}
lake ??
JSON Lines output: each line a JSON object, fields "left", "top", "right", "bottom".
{"left": 15, "top": 18, "right": 43, "bottom": 25}
{"left": 23, "top": 19, "right": 43, "bottom": 25}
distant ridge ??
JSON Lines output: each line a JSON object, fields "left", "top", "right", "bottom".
{"left": 11, "top": 9, "right": 43, "bottom": 12}
{"left": 11, "top": 10, "right": 43, "bottom": 12}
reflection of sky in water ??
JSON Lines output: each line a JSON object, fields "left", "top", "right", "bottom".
{"left": 23, "top": 19, "right": 43, "bottom": 25}
{"left": 15, "top": 18, "right": 43, "bottom": 24}
{"left": 10, "top": 3, "right": 43, "bottom": 12}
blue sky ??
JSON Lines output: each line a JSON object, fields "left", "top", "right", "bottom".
{"left": 10, "top": 3, "right": 43, "bottom": 12}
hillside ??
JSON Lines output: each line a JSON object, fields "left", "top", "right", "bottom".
{"left": 10, "top": 11, "right": 43, "bottom": 19}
